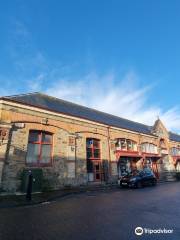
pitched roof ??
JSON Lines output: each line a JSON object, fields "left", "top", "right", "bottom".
{"left": 1, "top": 92, "right": 153, "bottom": 135}
{"left": 169, "top": 132, "right": 180, "bottom": 142}
{"left": 1, "top": 92, "right": 180, "bottom": 142}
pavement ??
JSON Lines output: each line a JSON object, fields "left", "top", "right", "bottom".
{"left": 0, "top": 182, "right": 180, "bottom": 240}
{"left": 0, "top": 183, "right": 118, "bottom": 208}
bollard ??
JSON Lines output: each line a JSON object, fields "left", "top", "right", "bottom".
{"left": 26, "top": 170, "right": 33, "bottom": 201}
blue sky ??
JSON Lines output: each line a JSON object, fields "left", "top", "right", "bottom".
{"left": 0, "top": 0, "right": 180, "bottom": 131}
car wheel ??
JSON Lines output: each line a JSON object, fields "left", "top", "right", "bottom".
{"left": 120, "top": 183, "right": 124, "bottom": 188}
{"left": 136, "top": 181, "right": 142, "bottom": 188}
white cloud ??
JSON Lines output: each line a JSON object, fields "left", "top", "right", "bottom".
{"left": 27, "top": 73, "right": 46, "bottom": 91}
{"left": 46, "top": 71, "right": 180, "bottom": 132}
{"left": 4, "top": 20, "right": 180, "bottom": 132}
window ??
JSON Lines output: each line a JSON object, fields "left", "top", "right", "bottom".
{"left": 176, "top": 161, "right": 180, "bottom": 171}
{"left": 141, "top": 143, "right": 157, "bottom": 154}
{"left": 115, "top": 138, "right": 137, "bottom": 151}
{"left": 86, "top": 138, "right": 101, "bottom": 180}
{"left": 121, "top": 139, "right": 127, "bottom": 150}
{"left": 170, "top": 147, "right": 180, "bottom": 156}
{"left": 26, "top": 130, "right": 53, "bottom": 166}
{"left": 160, "top": 139, "right": 166, "bottom": 148}
{"left": 127, "top": 139, "right": 133, "bottom": 151}
{"left": 86, "top": 138, "right": 100, "bottom": 159}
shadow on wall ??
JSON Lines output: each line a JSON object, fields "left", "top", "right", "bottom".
{"left": 1, "top": 137, "right": 111, "bottom": 193}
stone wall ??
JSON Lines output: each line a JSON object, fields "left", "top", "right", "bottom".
{"left": 0, "top": 123, "right": 11, "bottom": 190}
{"left": 0, "top": 101, "right": 179, "bottom": 192}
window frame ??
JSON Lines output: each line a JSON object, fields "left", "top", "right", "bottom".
{"left": 170, "top": 147, "right": 180, "bottom": 156}
{"left": 26, "top": 130, "right": 53, "bottom": 167}
{"left": 86, "top": 138, "right": 101, "bottom": 160}
{"left": 141, "top": 142, "right": 158, "bottom": 154}
{"left": 160, "top": 138, "right": 166, "bottom": 149}
{"left": 115, "top": 138, "right": 137, "bottom": 152}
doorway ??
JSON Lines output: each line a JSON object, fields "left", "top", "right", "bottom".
{"left": 152, "top": 161, "right": 159, "bottom": 179}
{"left": 93, "top": 161, "right": 102, "bottom": 181}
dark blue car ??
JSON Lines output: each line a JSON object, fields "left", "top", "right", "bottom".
{"left": 119, "top": 169, "right": 157, "bottom": 188}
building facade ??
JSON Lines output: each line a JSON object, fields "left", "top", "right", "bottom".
{"left": 0, "top": 93, "right": 180, "bottom": 192}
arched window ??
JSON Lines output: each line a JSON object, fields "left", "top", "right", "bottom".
{"left": 141, "top": 143, "right": 157, "bottom": 154}
{"left": 115, "top": 138, "right": 137, "bottom": 151}
{"left": 160, "top": 138, "right": 166, "bottom": 148}
{"left": 26, "top": 130, "right": 53, "bottom": 166}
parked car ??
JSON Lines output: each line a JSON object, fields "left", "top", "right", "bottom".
{"left": 119, "top": 169, "right": 157, "bottom": 188}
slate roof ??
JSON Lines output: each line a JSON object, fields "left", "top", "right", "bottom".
{"left": 1, "top": 92, "right": 180, "bottom": 142}
{"left": 169, "top": 132, "right": 180, "bottom": 143}
{"left": 1, "top": 92, "right": 153, "bottom": 134}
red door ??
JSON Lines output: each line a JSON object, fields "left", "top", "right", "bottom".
{"left": 93, "top": 161, "right": 102, "bottom": 181}
{"left": 152, "top": 162, "right": 159, "bottom": 179}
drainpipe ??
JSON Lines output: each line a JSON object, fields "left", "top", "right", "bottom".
{"left": 74, "top": 133, "right": 83, "bottom": 180}
{"left": 107, "top": 126, "right": 111, "bottom": 183}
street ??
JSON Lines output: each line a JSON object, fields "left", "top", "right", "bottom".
{"left": 0, "top": 182, "right": 180, "bottom": 240}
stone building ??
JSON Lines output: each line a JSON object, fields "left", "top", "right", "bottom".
{"left": 0, "top": 92, "right": 180, "bottom": 192}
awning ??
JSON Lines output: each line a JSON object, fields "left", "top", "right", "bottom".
{"left": 116, "top": 150, "right": 142, "bottom": 159}
{"left": 143, "top": 153, "right": 161, "bottom": 158}
{"left": 142, "top": 153, "right": 161, "bottom": 161}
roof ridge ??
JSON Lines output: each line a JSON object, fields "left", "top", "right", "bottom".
{"left": 3, "top": 92, "right": 39, "bottom": 99}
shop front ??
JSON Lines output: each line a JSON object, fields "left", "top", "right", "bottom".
{"left": 175, "top": 159, "right": 180, "bottom": 171}
{"left": 170, "top": 147, "right": 180, "bottom": 172}
{"left": 117, "top": 153, "right": 142, "bottom": 177}
{"left": 142, "top": 154, "right": 161, "bottom": 179}
{"left": 141, "top": 142, "right": 160, "bottom": 178}
{"left": 115, "top": 138, "right": 142, "bottom": 177}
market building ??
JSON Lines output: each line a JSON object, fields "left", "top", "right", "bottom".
{"left": 0, "top": 92, "right": 180, "bottom": 192}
